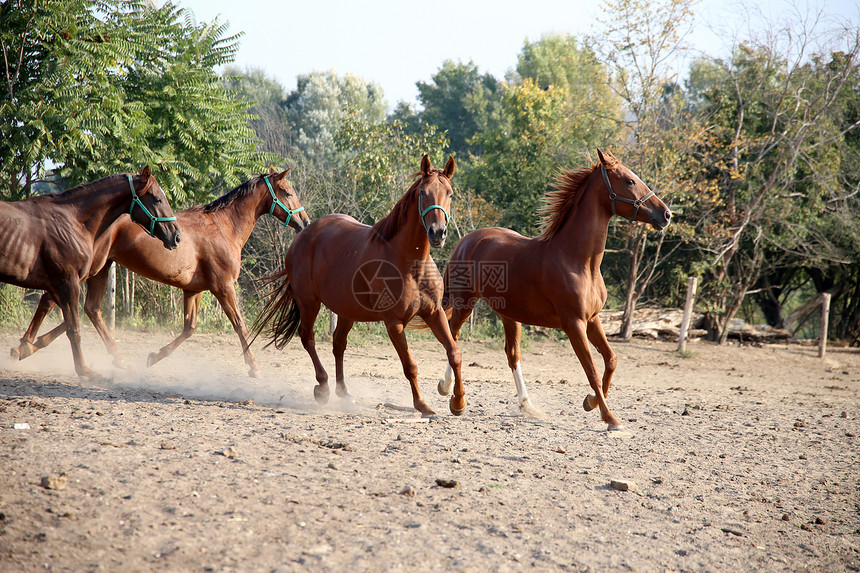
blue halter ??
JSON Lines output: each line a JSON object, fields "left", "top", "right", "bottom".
{"left": 127, "top": 174, "right": 177, "bottom": 237}
{"left": 264, "top": 176, "right": 305, "bottom": 228}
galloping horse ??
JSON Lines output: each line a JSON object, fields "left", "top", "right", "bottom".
{"left": 438, "top": 149, "right": 671, "bottom": 430}
{"left": 0, "top": 166, "right": 181, "bottom": 378}
{"left": 11, "top": 167, "right": 309, "bottom": 377}
{"left": 254, "top": 155, "right": 466, "bottom": 417}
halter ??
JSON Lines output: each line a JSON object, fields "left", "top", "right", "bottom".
{"left": 600, "top": 163, "right": 655, "bottom": 222}
{"left": 127, "top": 174, "right": 177, "bottom": 237}
{"left": 418, "top": 194, "right": 450, "bottom": 231}
{"left": 264, "top": 176, "right": 305, "bottom": 228}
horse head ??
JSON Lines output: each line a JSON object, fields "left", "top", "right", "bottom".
{"left": 417, "top": 154, "right": 455, "bottom": 248}
{"left": 129, "top": 166, "right": 182, "bottom": 249}
{"left": 597, "top": 149, "right": 672, "bottom": 230}
{"left": 266, "top": 166, "right": 311, "bottom": 232}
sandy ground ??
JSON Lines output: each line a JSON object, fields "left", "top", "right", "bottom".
{"left": 0, "top": 324, "right": 859, "bottom": 572}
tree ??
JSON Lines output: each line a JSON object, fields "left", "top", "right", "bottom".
{"left": 416, "top": 60, "right": 502, "bottom": 158}
{"left": 592, "top": 0, "right": 699, "bottom": 339}
{"left": 0, "top": 0, "right": 269, "bottom": 205}
{"left": 283, "top": 70, "right": 387, "bottom": 165}
{"left": 684, "top": 15, "right": 860, "bottom": 343}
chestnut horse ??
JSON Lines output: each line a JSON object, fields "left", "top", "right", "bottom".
{"left": 253, "top": 155, "right": 466, "bottom": 417}
{"left": 438, "top": 149, "right": 671, "bottom": 430}
{"left": 0, "top": 166, "right": 181, "bottom": 379}
{"left": 11, "top": 167, "right": 309, "bottom": 377}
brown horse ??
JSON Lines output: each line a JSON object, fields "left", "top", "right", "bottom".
{"left": 438, "top": 149, "right": 672, "bottom": 430}
{"left": 0, "top": 166, "right": 181, "bottom": 379}
{"left": 11, "top": 167, "right": 310, "bottom": 377}
{"left": 253, "top": 155, "right": 466, "bottom": 417}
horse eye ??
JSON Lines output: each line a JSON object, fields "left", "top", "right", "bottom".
{"left": 626, "top": 179, "right": 635, "bottom": 186}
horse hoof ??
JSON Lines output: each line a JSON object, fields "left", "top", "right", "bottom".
{"left": 421, "top": 411, "right": 439, "bottom": 419}
{"left": 520, "top": 399, "right": 544, "bottom": 419}
{"left": 9, "top": 347, "right": 20, "bottom": 361}
{"left": 438, "top": 377, "right": 453, "bottom": 396}
{"left": 313, "top": 384, "right": 330, "bottom": 404}
{"left": 146, "top": 353, "right": 159, "bottom": 368}
{"left": 249, "top": 368, "right": 260, "bottom": 379}
{"left": 607, "top": 423, "right": 626, "bottom": 432}
{"left": 449, "top": 396, "right": 466, "bottom": 416}
{"left": 583, "top": 395, "right": 597, "bottom": 412}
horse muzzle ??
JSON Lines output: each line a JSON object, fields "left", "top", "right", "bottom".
{"left": 162, "top": 229, "right": 182, "bottom": 250}
{"left": 427, "top": 225, "right": 447, "bottom": 249}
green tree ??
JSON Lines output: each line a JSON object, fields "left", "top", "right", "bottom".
{"left": 416, "top": 60, "right": 502, "bottom": 158}
{"left": 466, "top": 79, "right": 571, "bottom": 235}
{"left": 0, "top": 0, "right": 268, "bottom": 204}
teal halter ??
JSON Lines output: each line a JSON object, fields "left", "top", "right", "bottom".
{"left": 264, "top": 176, "right": 305, "bottom": 228}
{"left": 127, "top": 174, "right": 177, "bottom": 237}
{"left": 418, "top": 194, "right": 450, "bottom": 230}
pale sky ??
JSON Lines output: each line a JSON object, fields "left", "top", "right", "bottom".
{"left": 175, "top": 0, "right": 858, "bottom": 109}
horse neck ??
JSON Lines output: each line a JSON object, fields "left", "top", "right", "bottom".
{"left": 211, "top": 181, "right": 269, "bottom": 246}
{"left": 550, "top": 172, "right": 613, "bottom": 269}
{"left": 72, "top": 176, "right": 137, "bottom": 239}
{"left": 382, "top": 201, "right": 431, "bottom": 265}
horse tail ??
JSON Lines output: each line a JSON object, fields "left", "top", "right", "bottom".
{"left": 252, "top": 268, "right": 301, "bottom": 349}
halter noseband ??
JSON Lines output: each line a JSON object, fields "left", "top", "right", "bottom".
{"left": 264, "top": 176, "right": 305, "bottom": 228}
{"left": 418, "top": 191, "right": 450, "bottom": 231}
{"left": 600, "top": 163, "right": 655, "bottom": 222}
{"left": 127, "top": 174, "right": 177, "bottom": 237}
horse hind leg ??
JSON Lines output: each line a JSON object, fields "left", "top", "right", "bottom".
{"left": 11, "top": 293, "right": 57, "bottom": 360}
{"left": 296, "top": 301, "right": 329, "bottom": 404}
{"left": 331, "top": 316, "right": 355, "bottom": 403}
{"left": 502, "top": 317, "right": 542, "bottom": 418}
{"left": 147, "top": 291, "right": 201, "bottom": 367}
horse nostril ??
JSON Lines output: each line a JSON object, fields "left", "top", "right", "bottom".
{"left": 665, "top": 210, "right": 672, "bottom": 221}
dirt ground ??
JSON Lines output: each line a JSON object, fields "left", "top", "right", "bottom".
{"left": 1, "top": 324, "right": 858, "bottom": 572}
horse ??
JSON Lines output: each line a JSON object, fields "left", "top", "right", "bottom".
{"left": 437, "top": 149, "right": 672, "bottom": 430}
{"left": 10, "top": 167, "right": 310, "bottom": 377}
{"left": 0, "top": 166, "right": 181, "bottom": 379}
{"left": 253, "top": 155, "right": 466, "bottom": 418}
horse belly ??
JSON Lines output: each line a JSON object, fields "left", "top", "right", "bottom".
{"left": 0, "top": 211, "right": 45, "bottom": 285}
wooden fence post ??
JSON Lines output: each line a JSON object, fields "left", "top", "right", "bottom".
{"left": 678, "top": 277, "right": 698, "bottom": 353}
{"left": 107, "top": 264, "right": 116, "bottom": 331}
{"left": 819, "top": 292, "right": 831, "bottom": 358}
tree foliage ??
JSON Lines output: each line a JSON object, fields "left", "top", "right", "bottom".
{"left": 0, "top": 0, "right": 269, "bottom": 204}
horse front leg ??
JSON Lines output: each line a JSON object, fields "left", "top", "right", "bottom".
{"left": 439, "top": 304, "right": 473, "bottom": 396}
{"left": 11, "top": 293, "right": 58, "bottom": 360}
{"left": 331, "top": 316, "right": 355, "bottom": 401}
{"left": 584, "top": 315, "right": 617, "bottom": 411}
{"left": 147, "top": 291, "right": 201, "bottom": 367}
{"left": 562, "top": 317, "right": 624, "bottom": 431}
{"left": 213, "top": 285, "right": 260, "bottom": 378}
{"left": 53, "top": 281, "right": 100, "bottom": 380}
{"left": 422, "top": 309, "right": 466, "bottom": 416}
{"left": 385, "top": 320, "right": 436, "bottom": 418}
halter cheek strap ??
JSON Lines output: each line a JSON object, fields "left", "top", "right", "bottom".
{"left": 600, "top": 163, "right": 655, "bottom": 222}
{"left": 127, "top": 174, "right": 177, "bottom": 237}
{"left": 418, "top": 194, "right": 450, "bottom": 231}
{"left": 264, "top": 176, "right": 305, "bottom": 228}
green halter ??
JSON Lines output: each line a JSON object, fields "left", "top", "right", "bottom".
{"left": 418, "top": 194, "right": 450, "bottom": 230}
{"left": 264, "top": 176, "right": 305, "bottom": 228}
{"left": 127, "top": 174, "right": 177, "bottom": 237}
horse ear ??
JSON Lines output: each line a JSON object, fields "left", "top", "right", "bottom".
{"left": 420, "top": 154, "right": 432, "bottom": 175}
{"left": 443, "top": 156, "right": 455, "bottom": 179}
{"left": 140, "top": 165, "right": 151, "bottom": 183}
{"left": 269, "top": 165, "right": 277, "bottom": 174}
{"left": 597, "top": 148, "right": 607, "bottom": 166}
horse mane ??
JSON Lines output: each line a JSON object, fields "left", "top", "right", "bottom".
{"left": 536, "top": 151, "right": 621, "bottom": 241}
{"left": 370, "top": 170, "right": 447, "bottom": 242}
{"left": 54, "top": 173, "right": 125, "bottom": 199}
{"left": 186, "top": 174, "right": 265, "bottom": 213}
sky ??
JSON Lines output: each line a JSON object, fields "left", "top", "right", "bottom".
{"left": 174, "top": 0, "right": 858, "bottom": 109}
